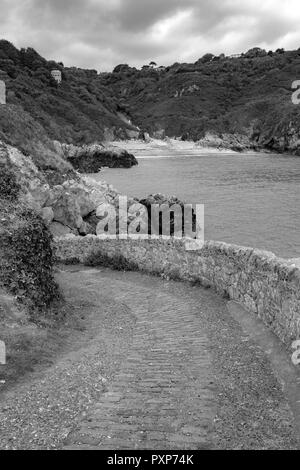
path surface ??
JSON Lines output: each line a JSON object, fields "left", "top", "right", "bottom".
{"left": 0, "top": 266, "right": 298, "bottom": 450}
{"left": 64, "top": 271, "right": 216, "bottom": 450}
{"left": 62, "top": 267, "right": 298, "bottom": 450}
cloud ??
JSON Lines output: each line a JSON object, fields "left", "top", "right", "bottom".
{"left": 1, "top": 0, "right": 300, "bottom": 71}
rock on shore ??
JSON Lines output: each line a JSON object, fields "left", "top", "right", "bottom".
{"left": 0, "top": 140, "right": 140, "bottom": 238}
{"left": 195, "top": 132, "right": 259, "bottom": 152}
{"left": 60, "top": 143, "right": 138, "bottom": 172}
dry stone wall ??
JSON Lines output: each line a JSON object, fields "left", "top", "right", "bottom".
{"left": 54, "top": 235, "right": 300, "bottom": 349}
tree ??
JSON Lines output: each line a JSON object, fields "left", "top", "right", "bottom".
{"left": 245, "top": 47, "right": 267, "bottom": 58}
{"left": 113, "top": 64, "right": 130, "bottom": 73}
{"left": 200, "top": 53, "right": 214, "bottom": 63}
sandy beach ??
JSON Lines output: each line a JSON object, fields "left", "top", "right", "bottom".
{"left": 108, "top": 138, "right": 239, "bottom": 158}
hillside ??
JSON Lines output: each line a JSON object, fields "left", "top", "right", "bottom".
{"left": 0, "top": 40, "right": 137, "bottom": 147}
{"left": 100, "top": 48, "right": 300, "bottom": 154}
{"left": 1, "top": 40, "right": 300, "bottom": 155}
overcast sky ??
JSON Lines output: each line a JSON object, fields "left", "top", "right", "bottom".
{"left": 1, "top": 0, "right": 300, "bottom": 71}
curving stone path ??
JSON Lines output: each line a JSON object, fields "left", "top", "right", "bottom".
{"left": 1, "top": 265, "right": 297, "bottom": 450}
{"left": 64, "top": 276, "right": 216, "bottom": 450}
{"left": 62, "top": 267, "right": 299, "bottom": 450}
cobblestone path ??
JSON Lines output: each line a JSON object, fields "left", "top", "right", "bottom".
{"left": 0, "top": 267, "right": 297, "bottom": 450}
{"left": 62, "top": 267, "right": 298, "bottom": 451}
{"left": 64, "top": 270, "right": 217, "bottom": 450}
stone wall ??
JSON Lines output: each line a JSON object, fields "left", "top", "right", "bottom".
{"left": 54, "top": 235, "right": 300, "bottom": 349}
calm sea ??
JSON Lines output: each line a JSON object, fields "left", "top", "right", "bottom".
{"left": 91, "top": 152, "right": 300, "bottom": 259}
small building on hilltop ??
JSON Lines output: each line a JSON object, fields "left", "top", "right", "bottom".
{"left": 51, "top": 69, "right": 62, "bottom": 84}
{"left": 229, "top": 53, "right": 242, "bottom": 59}
{"left": 0, "top": 80, "right": 6, "bottom": 104}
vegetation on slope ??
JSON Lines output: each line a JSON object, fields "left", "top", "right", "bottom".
{"left": 100, "top": 48, "right": 300, "bottom": 153}
{"left": 0, "top": 159, "right": 59, "bottom": 310}
{"left": 1, "top": 40, "right": 300, "bottom": 157}
{"left": 0, "top": 104, "right": 73, "bottom": 175}
{"left": 0, "top": 39, "right": 135, "bottom": 146}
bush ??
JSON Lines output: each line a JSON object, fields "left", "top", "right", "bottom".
{"left": 0, "top": 201, "right": 60, "bottom": 309}
{"left": 0, "top": 162, "right": 20, "bottom": 200}
{"left": 84, "top": 251, "right": 139, "bottom": 271}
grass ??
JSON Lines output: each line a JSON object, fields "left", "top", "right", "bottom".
{"left": 84, "top": 251, "right": 140, "bottom": 271}
{"left": 0, "top": 105, "right": 74, "bottom": 176}
{"left": 0, "top": 289, "right": 86, "bottom": 390}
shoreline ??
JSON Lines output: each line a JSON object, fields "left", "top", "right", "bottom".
{"left": 108, "top": 138, "right": 241, "bottom": 157}
{"left": 107, "top": 138, "right": 287, "bottom": 158}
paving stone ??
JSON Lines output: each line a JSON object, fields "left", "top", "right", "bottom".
{"left": 64, "top": 274, "right": 216, "bottom": 449}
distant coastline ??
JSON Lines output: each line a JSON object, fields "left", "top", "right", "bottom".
{"left": 108, "top": 138, "right": 269, "bottom": 159}
{"left": 108, "top": 138, "right": 238, "bottom": 157}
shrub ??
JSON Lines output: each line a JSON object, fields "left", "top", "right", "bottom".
{"left": 0, "top": 201, "right": 60, "bottom": 310}
{"left": 0, "top": 162, "right": 20, "bottom": 200}
{"left": 84, "top": 251, "right": 139, "bottom": 271}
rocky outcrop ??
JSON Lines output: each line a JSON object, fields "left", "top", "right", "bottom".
{"left": 0, "top": 141, "right": 51, "bottom": 210}
{"left": 49, "top": 222, "right": 76, "bottom": 238}
{"left": 0, "top": 140, "right": 129, "bottom": 237}
{"left": 258, "top": 120, "right": 300, "bottom": 156}
{"left": 152, "top": 129, "right": 166, "bottom": 140}
{"left": 52, "top": 193, "right": 83, "bottom": 229}
{"left": 139, "top": 193, "right": 197, "bottom": 237}
{"left": 60, "top": 143, "right": 138, "bottom": 172}
{"left": 40, "top": 207, "right": 54, "bottom": 225}
{"left": 195, "top": 132, "right": 259, "bottom": 152}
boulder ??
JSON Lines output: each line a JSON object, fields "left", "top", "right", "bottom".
{"left": 64, "top": 143, "right": 138, "bottom": 172}
{"left": 62, "top": 181, "right": 95, "bottom": 217}
{"left": 40, "top": 207, "right": 54, "bottom": 225}
{"left": 52, "top": 193, "right": 83, "bottom": 229}
{"left": 45, "top": 185, "right": 65, "bottom": 207}
{"left": 139, "top": 193, "right": 197, "bottom": 237}
{"left": 78, "top": 221, "right": 96, "bottom": 236}
{"left": 83, "top": 210, "right": 100, "bottom": 231}
{"left": 153, "top": 129, "right": 166, "bottom": 140}
{"left": 80, "top": 176, "right": 108, "bottom": 207}
{"left": 49, "top": 222, "right": 77, "bottom": 238}
{"left": 125, "top": 129, "right": 140, "bottom": 139}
